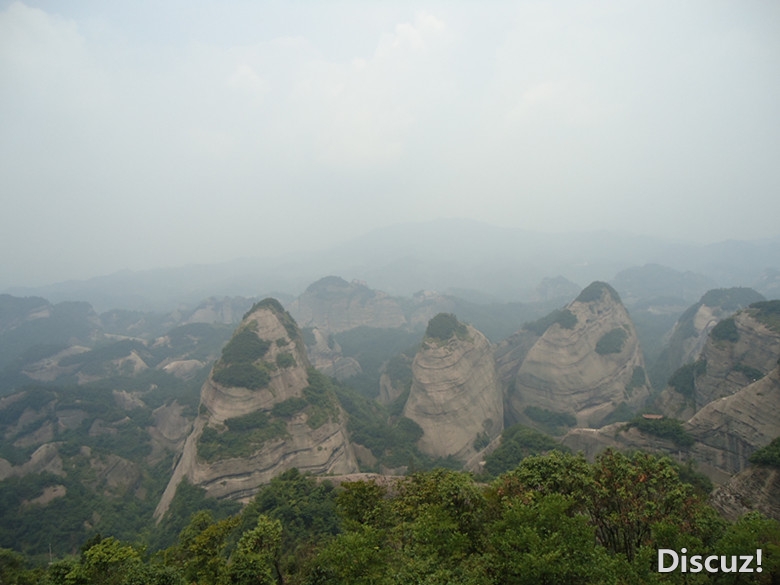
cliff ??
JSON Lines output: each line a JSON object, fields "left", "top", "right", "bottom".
{"left": 505, "top": 282, "right": 651, "bottom": 428}
{"left": 403, "top": 315, "right": 502, "bottom": 462}
{"left": 154, "top": 299, "right": 358, "bottom": 519}
{"left": 287, "top": 276, "right": 406, "bottom": 333}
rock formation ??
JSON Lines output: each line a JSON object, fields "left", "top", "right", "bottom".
{"left": 154, "top": 299, "right": 358, "bottom": 519}
{"left": 302, "top": 326, "right": 362, "bottom": 381}
{"left": 505, "top": 282, "right": 651, "bottom": 428}
{"left": 287, "top": 276, "right": 406, "bottom": 333}
{"left": 710, "top": 466, "right": 780, "bottom": 522}
{"left": 403, "top": 314, "right": 502, "bottom": 462}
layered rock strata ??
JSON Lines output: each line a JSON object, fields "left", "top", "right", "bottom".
{"left": 154, "top": 299, "right": 358, "bottom": 519}
{"left": 506, "top": 282, "right": 650, "bottom": 428}
{"left": 403, "top": 322, "right": 502, "bottom": 462}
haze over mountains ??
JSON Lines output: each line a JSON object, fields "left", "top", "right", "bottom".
{"left": 5, "top": 220, "right": 780, "bottom": 312}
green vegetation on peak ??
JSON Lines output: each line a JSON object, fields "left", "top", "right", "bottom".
{"left": 424, "top": 313, "right": 467, "bottom": 342}
{"left": 219, "top": 326, "right": 271, "bottom": 365}
{"left": 575, "top": 281, "right": 621, "bottom": 304}
{"left": 522, "top": 307, "right": 577, "bottom": 336}
{"left": 699, "top": 287, "right": 764, "bottom": 310}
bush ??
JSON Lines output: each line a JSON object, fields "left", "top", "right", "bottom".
{"left": 524, "top": 406, "right": 576, "bottom": 432}
{"left": 272, "top": 397, "right": 308, "bottom": 419}
{"left": 711, "top": 318, "right": 738, "bottom": 343}
{"left": 220, "top": 328, "right": 271, "bottom": 364}
{"left": 575, "top": 282, "right": 620, "bottom": 304}
{"left": 595, "top": 328, "right": 628, "bottom": 355}
{"left": 425, "top": 313, "right": 467, "bottom": 342}
{"left": 626, "top": 366, "right": 647, "bottom": 394}
{"left": 483, "top": 424, "right": 567, "bottom": 477}
{"left": 749, "top": 436, "right": 780, "bottom": 468}
{"left": 212, "top": 363, "right": 271, "bottom": 389}
{"left": 523, "top": 308, "right": 577, "bottom": 336}
{"left": 275, "top": 353, "right": 296, "bottom": 368}
{"left": 625, "top": 416, "right": 694, "bottom": 447}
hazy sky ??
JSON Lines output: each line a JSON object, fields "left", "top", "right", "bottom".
{"left": 2, "top": 0, "right": 779, "bottom": 288}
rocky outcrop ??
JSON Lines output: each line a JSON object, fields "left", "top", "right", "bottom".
{"left": 710, "top": 466, "right": 780, "bottom": 522}
{"left": 689, "top": 306, "right": 780, "bottom": 411}
{"left": 154, "top": 299, "right": 358, "bottom": 519}
{"left": 685, "top": 366, "right": 780, "bottom": 482}
{"left": 564, "top": 366, "right": 780, "bottom": 488}
{"left": 287, "top": 277, "right": 406, "bottom": 333}
{"left": 506, "top": 282, "right": 651, "bottom": 428}
{"left": 403, "top": 316, "right": 502, "bottom": 462}
{"left": 303, "top": 327, "right": 361, "bottom": 381}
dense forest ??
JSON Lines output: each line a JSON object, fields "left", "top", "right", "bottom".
{"left": 1, "top": 450, "right": 778, "bottom": 584}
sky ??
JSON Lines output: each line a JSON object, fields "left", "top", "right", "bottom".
{"left": 1, "top": 0, "right": 779, "bottom": 288}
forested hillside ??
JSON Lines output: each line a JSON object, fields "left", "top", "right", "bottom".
{"left": 2, "top": 451, "right": 779, "bottom": 584}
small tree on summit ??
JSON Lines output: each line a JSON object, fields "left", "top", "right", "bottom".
{"left": 425, "top": 313, "right": 467, "bottom": 341}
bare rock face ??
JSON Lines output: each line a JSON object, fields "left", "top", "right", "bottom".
{"left": 690, "top": 307, "right": 780, "bottom": 411}
{"left": 710, "top": 466, "right": 780, "bottom": 522}
{"left": 656, "top": 288, "right": 765, "bottom": 382}
{"left": 154, "top": 299, "right": 358, "bottom": 520}
{"left": 685, "top": 366, "right": 780, "bottom": 481}
{"left": 563, "top": 366, "right": 780, "bottom": 489}
{"left": 287, "top": 276, "right": 406, "bottom": 333}
{"left": 403, "top": 316, "right": 502, "bottom": 462}
{"left": 303, "top": 327, "right": 362, "bottom": 381}
{"left": 506, "top": 282, "right": 650, "bottom": 428}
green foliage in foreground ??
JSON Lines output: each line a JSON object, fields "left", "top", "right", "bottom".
{"left": 7, "top": 451, "right": 779, "bottom": 584}
{"left": 749, "top": 436, "right": 780, "bottom": 469}
{"left": 482, "top": 424, "right": 567, "bottom": 477}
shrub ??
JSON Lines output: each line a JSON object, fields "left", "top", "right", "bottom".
{"left": 749, "top": 436, "right": 780, "bottom": 468}
{"left": 272, "top": 397, "right": 308, "bottom": 419}
{"left": 275, "top": 353, "right": 296, "bottom": 368}
{"left": 524, "top": 406, "right": 576, "bottom": 431}
{"left": 212, "top": 363, "right": 271, "bottom": 389}
{"left": 220, "top": 328, "right": 271, "bottom": 364}
{"left": 595, "top": 328, "right": 628, "bottom": 355}
{"left": 575, "top": 281, "right": 620, "bottom": 304}
{"left": 425, "top": 313, "right": 467, "bottom": 341}
{"left": 626, "top": 366, "right": 647, "bottom": 394}
{"left": 625, "top": 416, "right": 694, "bottom": 447}
{"left": 711, "top": 318, "right": 738, "bottom": 343}
{"left": 523, "top": 308, "right": 577, "bottom": 336}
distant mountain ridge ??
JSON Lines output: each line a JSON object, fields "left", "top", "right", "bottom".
{"left": 6, "top": 219, "right": 780, "bottom": 311}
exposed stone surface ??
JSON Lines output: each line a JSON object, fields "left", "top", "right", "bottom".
{"left": 403, "top": 324, "right": 502, "bottom": 462}
{"left": 710, "top": 466, "right": 780, "bottom": 522}
{"left": 564, "top": 366, "right": 780, "bottom": 490}
{"left": 304, "top": 327, "right": 361, "bottom": 381}
{"left": 685, "top": 367, "right": 780, "bottom": 480}
{"left": 288, "top": 277, "right": 406, "bottom": 333}
{"left": 154, "top": 300, "right": 358, "bottom": 520}
{"left": 506, "top": 282, "right": 650, "bottom": 428}
{"left": 691, "top": 310, "right": 780, "bottom": 410}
